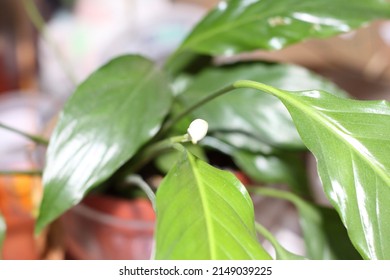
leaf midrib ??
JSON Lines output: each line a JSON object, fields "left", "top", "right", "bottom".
{"left": 187, "top": 152, "right": 217, "bottom": 259}
{"left": 181, "top": 5, "right": 280, "bottom": 52}
{"left": 180, "top": 1, "right": 372, "bottom": 53}
{"left": 279, "top": 92, "right": 390, "bottom": 187}
{"left": 236, "top": 81, "right": 390, "bottom": 187}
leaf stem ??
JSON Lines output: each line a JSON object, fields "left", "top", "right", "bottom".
{"left": 160, "top": 85, "right": 235, "bottom": 135}
{"left": 255, "top": 222, "right": 283, "bottom": 252}
{"left": 136, "top": 79, "right": 300, "bottom": 175}
{"left": 0, "top": 169, "right": 42, "bottom": 176}
{"left": 0, "top": 122, "right": 49, "bottom": 145}
{"left": 234, "top": 80, "right": 282, "bottom": 96}
{"left": 250, "top": 186, "right": 308, "bottom": 210}
{"left": 22, "top": 0, "right": 77, "bottom": 85}
{"left": 159, "top": 80, "right": 279, "bottom": 137}
{"left": 125, "top": 174, "right": 156, "bottom": 211}
{"left": 255, "top": 221, "right": 305, "bottom": 260}
{"left": 127, "top": 135, "right": 190, "bottom": 174}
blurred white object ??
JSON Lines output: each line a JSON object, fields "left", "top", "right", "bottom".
{"left": 187, "top": 119, "right": 208, "bottom": 144}
{"left": 379, "top": 21, "right": 390, "bottom": 46}
{"left": 38, "top": 0, "right": 206, "bottom": 102}
{"left": 0, "top": 92, "right": 54, "bottom": 170}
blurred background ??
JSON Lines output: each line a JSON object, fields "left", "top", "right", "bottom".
{"left": 0, "top": 0, "right": 390, "bottom": 260}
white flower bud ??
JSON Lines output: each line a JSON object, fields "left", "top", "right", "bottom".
{"left": 187, "top": 119, "right": 208, "bottom": 144}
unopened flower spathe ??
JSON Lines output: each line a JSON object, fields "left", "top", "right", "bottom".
{"left": 187, "top": 119, "right": 208, "bottom": 144}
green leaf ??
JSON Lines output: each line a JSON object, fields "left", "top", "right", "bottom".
{"left": 237, "top": 80, "right": 390, "bottom": 259}
{"left": 201, "top": 135, "right": 310, "bottom": 197}
{"left": 233, "top": 150, "right": 309, "bottom": 197}
{"left": 174, "top": 0, "right": 390, "bottom": 56}
{"left": 37, "top": 55, "right": 173, "bottom": 232}
{"left": 210, "top": 131, "right": 274, "bottom": 155}
{"left": 179, "top": 63, "right": 346, "bottom": 149}
{"left": 155, "top": 150, "right": 271, "bottom": 260}
{"left": 155, "top": 144, "right": 207, "bottom": 174}
{"left": 0, "top": 211, "right": 5, "bottom": 255}
{"left": 255, "top": 222, "right": 306, "bottom": 260}
{"left": 254, "top": 188, "right": 361, "bottom": 259}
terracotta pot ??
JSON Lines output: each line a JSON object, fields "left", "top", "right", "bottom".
{"left": 1, "top": 214, "right": 37, "bottom": 260}
{"left": 62, "top": 194, "right": 155, "bottom": 260}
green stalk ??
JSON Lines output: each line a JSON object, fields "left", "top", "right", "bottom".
{"left": 159, "top": 80, "right": 280, "bottom": 136}
{"left": 126, "top": 174, "right": 156, "bottom": 211}
{"left": 137, "top": 80, "right": 295, "bottom": 173}
{"left": 251, "top": 187, "right": 309, "bottom": 210}
{"left": 22, "top": 0, "right": 77, "bottom": 85}
{"left": 159, "top": 85, "right": 235, "bottom": 135}
{"left": 253, "top": 187, "right": 308, "bottom": 260}
{"left": 0, "top": 122, "right": 48, "bottom": 145}
{"left": 255, "top": 222, "right": 285, "bottom": 256}
{"left": 0, "top": 169, "right": 42, "bottom": 176}
{"left": 127, "top": 135, "right": 189, "bottom": 174}
{"left": 255, "top": 222, "right": 305, "bottom": 260}
{"left": 234, "top": 80, "right": 286, "bottom": 98}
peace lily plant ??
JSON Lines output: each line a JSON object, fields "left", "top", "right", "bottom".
{"left": 1, "top": 0, "right": 390, "bottom": 260}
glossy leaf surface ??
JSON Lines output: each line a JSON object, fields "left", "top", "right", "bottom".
{"left": 233, "top": 150, "right": 309, "bottom": 197}
{"left": 238, "top": 81, "right": 390, "bottom": 259}
{"left": 155, "top": 150, "right": 271, "bottom": 260}
{"left": 37, "top": 55, "right": 173, "bottom": 232}
{"left": 201, "top": 135, "right": 310, "bottom": 196}
{"left": 254, "top": 188, "right": 360, "bottom": 259}
{"left": 179, "top": 63, "right": 346, "bottom": 149}
{"left": 175, "top": 0, "right": 390, "bottom": 56}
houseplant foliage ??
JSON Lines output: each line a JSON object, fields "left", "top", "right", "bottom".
{"left": 155, "top": 150, "right": 271, "bottom": 260}
{"left": 37, "top": 55, "right": 173, "bottom": 228}
{"left": 1, "top": 0, "right": 390, "bottom": 260}
{"left": 253, "top": 188, "right": 361, "bottom": 260}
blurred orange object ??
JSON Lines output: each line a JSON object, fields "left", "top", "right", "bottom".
{"left": 0, "top": 174, "right": 42, "bottom": 259}
{"left": 0, "top": 91, "right": 56, "bottom": 259}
